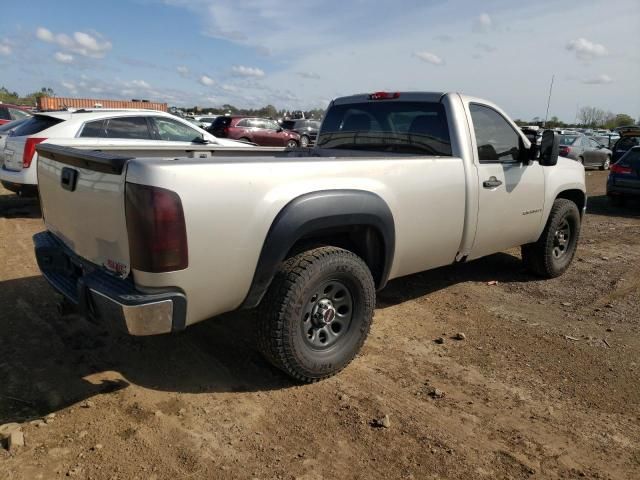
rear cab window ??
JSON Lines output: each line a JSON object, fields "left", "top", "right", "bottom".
{"left": 11, "top": 115, "right": 64, "bottom": 136}
{"left": 317, "top": 101, "right": 452, "bottom": 155}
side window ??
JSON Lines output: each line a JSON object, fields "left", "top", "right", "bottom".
{"left": 470, "top": 104, "right": 521, "bottom": 162}
{"left": 589, "top": 138, "right": 600, "bottom": 148}
{"left": 152, "top": 117, "right": 200, "bottom": 142}
{"left": 252, "top": 119, "right": 267, "bottom": 129}
{"left": 235, "top": 119, "right": 249, "bottom": 127}
{"left": 79, "top": 120, "right": 106, "bottom": 137}
{"left": 104, "top": 117, "right": 152, "bottom": 140}
{"left": 9, "top": 108, "right": 30, "bottom": 120}
{"left": 0, "top": 107, "right": 10, "bottom": 120}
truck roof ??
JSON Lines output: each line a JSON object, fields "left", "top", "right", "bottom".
{"left": 331, "top": 92, "right": 446, "bottom": 105}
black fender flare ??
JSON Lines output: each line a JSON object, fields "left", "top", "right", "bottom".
{"left": 240, "top": 189, "right": 395, "bottom": 309}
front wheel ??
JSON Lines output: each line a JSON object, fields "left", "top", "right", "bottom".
{"left": 258, "top": 246, "right": 375, "bottom": 383}
{"left": 521, "top": 199, "right": 581, "bottom": 278}
{"left": 286, "top": 139, "right": 299, "bottom": 148}
{"left": 600, "top": 156, "right": 611, "bottom": 171}
{"left": 300, "top": 135, "right": 310, "bottom": 148}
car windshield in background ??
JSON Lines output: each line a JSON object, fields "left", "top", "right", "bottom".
{"left": 615, "top": 136, "right": 640, "bottom": 151}
{"left": 0, "top": 118, "right": 28, "bottom": 133}
{"left": 11, "top": 115, "right": 64, "bottom": 136}
{"left": 317, "top": 101, "right": 451, "bottom": 155}
{"left": 281, "top": 120, "right": 296, "bottom": 130}
{"left": 211, "top": 117, "right": 232, "bottom": 129}
{"left": 559, "top": 135, "right": 579, "bottom": 146}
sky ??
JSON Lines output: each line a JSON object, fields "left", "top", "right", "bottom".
{"left": 1, "top": 0, "right": 638, "bottom": 121}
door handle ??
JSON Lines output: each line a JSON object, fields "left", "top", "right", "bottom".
{"left": 483, "top": 176, "right": 503, "bottom": 188}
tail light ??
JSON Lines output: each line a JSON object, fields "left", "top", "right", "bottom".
{"left": 369, "top": 91, "right": 400, "bottom": 100}
{"left": 559, "top": 146, "right": 571, "bottom": 157}
{"left": 610, "top": 163, "right": 632, "bottom": 174}
{"left": 125, "top": 183, "right": 188, "bottom": 273}
{"left": 22, "top": 138, "right": 47, "bottom": 168}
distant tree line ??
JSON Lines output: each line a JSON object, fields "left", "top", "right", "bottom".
{"left": 0, "top": 86, "right": 55, "bottom": 106}
{"left": 515, "top": 107, "right": 637, "bottom": 130}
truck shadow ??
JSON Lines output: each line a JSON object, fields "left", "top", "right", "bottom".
{"left": 0, "top": 252, "right": 535, "bottom": 424}
{"left": 0, "top": 191, "right": 41, "bottom": 218}
{"left": 378, "top": 252, "right": 532, "bottom": 307}
{"left": 584, "top": 194, "right": 640, "bottom": 219}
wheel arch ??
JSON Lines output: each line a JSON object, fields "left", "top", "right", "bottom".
{"left": 240, "top": 189, "right": 395, "bottom": 309}
{"left": 555, "top": 189, "right": 586, "bottom": 217}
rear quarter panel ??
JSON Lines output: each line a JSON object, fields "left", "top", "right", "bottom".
{"left": 126, "top": 155, "right": 467, "bottom": 326}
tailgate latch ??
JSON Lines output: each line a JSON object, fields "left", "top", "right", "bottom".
{"left": 61, "top": 167, "right": 79, "bottom": 192}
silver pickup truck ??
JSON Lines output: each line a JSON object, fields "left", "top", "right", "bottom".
{"left": 34, "top": 91, "right": 586, "bottom": 382}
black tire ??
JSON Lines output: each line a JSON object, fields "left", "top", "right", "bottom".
{"left": 600, "top": 155, "right": 611, "bottom": 171}
{"left": 286, "top": 139, "right": 299, "bottom": 148}
{"left": 608, "top": 195, "right": 625, "bottom": 207}
{"left": 239, "top": 137, "right": 251, "bottom": 143}
{"left": 578, "top": 156, "right": 584, "bottom": 165}
{"left": 300, "top": 135, "right": 310, "bottom": 148}
{"left": 521, "top": 199, "right": 581, "bottom": 278}
{"left": 258, "top": 246, "right": 375, "bottom": 383}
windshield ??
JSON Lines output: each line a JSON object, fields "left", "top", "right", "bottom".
{"left": 317, "top": 101, "right": 451, "bottom": 155}
{"left": 559, "top": 135, "right": 579, "bottom": 146}
{"left": 11, "top": 115, "right": 64, "bottom": 136}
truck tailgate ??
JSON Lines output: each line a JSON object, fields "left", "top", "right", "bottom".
{"left": 37, "top": 144, "right": 131, "bottom": 277}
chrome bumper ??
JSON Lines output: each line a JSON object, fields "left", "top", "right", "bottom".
{"left": 34, "top": 231, "right": 186, "bottom": 336}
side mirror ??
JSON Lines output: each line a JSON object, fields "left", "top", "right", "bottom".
{"left": 539, "top": 130, "right": 560, "bottom": 166}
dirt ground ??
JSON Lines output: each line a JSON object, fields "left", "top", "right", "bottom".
{"left": 1, "top": 171, "right": 639, "bottom": 480}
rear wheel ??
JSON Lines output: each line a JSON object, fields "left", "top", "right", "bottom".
{"left": 258, "top": 246, "right": 375, "bottom": 383}
{"left": 600, "top": 155, "right": 611, "bottom": 171}
{"left": 239, "top": 137, "right": 251, "bottom": 143}
{"left": 578, "top": 156, "right": 584, "bottom": 165}
{"left": 521, "top": 199, "right": 581, "bottom": 278}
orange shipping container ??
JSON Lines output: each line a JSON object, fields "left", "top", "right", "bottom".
{"left": 37, "top": 97, "right": 167, "bottom": 112}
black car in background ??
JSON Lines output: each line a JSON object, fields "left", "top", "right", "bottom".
{"left": 607, "top": 146, "right": 640, "bottom": 206}
{"left": 280, "top": 119, "right": 320, "bottom": 147}
{"left": 611, "top": 128, "right": 640, "bottom": 163}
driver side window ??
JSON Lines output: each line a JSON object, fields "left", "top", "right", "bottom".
{"left": 470, "top": 103, "right": 521, "bottom": 163}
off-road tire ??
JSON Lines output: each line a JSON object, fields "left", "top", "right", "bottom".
{"left": 521, "top": 199, "right": 581, "bottom": 278}
{"left": 258, "top": 246, "right": 375, "bottom": 383}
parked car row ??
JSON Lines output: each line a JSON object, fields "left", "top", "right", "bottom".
{"left": 0, "top": 109, "right": 250, "bottom": 195}
{"left": 207, "top": 116, "right": 302, "bottom": 147}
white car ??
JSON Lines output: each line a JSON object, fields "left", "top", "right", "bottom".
{"left": 0, "top": 109, "right": 246, "bottom": 194}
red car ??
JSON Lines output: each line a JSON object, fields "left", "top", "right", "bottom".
{"left": 0, "top": 104, "right": 32, "bottom": 125}
{"left": 208, "top": 116, "right": 300, "bottom": 147}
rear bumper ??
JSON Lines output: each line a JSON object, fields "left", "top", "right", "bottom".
{"left": 34, "top": 231, "right": 187, "bottom": 336}
{"left": 0, "top": 164, "right": 37, "bottom": 186}
{"left": 607, "top": 177, "right": 640, "bottom": 197}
